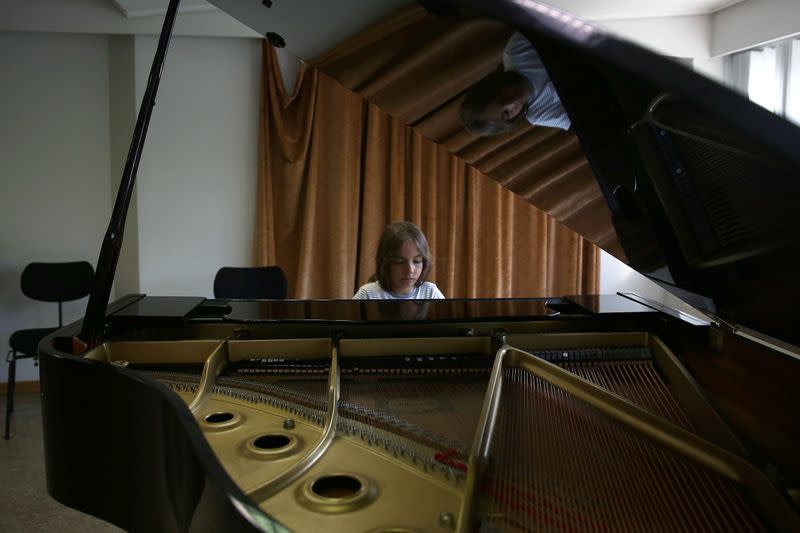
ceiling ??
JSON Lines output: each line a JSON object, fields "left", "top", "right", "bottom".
{"left": 111, "top": 0, "right": 745, "bottom": 21}
{"left": 111, "top": 0, "right": 214, "bottom": 18}
{"left": 104, "top": 0, "right": 749, "bottom": 59}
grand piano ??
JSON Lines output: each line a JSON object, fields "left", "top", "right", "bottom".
{"left": 39, "top": 0, "right": 800, "bottom": 531}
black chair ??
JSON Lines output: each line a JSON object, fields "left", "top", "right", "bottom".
{"left": 5, "top": 261, "right": 94, "bottom": 439}
{"left": 213, "top": 266, "right": 288, "bottom": 300}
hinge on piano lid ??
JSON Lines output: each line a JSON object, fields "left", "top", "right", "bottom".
{"left": 722, "top": 324, "right": 800, "bottom": 363}
{"left": 668, "top": 304, "right": 800, "bottom": 362}
{"left": 621, "top": 292, "right": 800, "bottom": 362}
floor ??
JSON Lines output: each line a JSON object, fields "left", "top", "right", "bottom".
{"left": 0, "top": 393, "right": 121, "bottom": 532}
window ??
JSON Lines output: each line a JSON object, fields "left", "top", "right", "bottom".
{"left": 786, "top": 40, "right": 800, "bottom": 124}
{"left": 723, "top": 37, "right": 800, "bottom": 125}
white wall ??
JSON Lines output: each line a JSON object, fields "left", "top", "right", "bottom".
{"left": 133, "top": 35, "right": 261, "bottom": 297}
{"left": 692, "top": 55, "right": 724, "bottom": 82}
{"left": 712, "top": 0, "right": 800, "bottom": 56}
{"left": 598, "top": 14, "right": 724, "bottom": 83}
{"left": 0, "top": 31, "right": 112, "bottom": 383}
{"left": 109, "top": 35, "right": 140, "bottom": 297}
{"left": 599, "top": 15, "right": 711, "bottom": 59}
{"left": 599, "top": 251, "right": 703, "bottom": 317}
{"left": 275, "top": 47, "right": 302, "bottom": 95}
{"left": 0, "top": 0, "right": 260, "bottom": 38}
{"left": 594, "top": 0, "right": 800, "bottom": 59}
{"left": 1, "top": 31, "right": 261, "bottom": 384}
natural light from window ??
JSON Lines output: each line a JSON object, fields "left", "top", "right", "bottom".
{"left": 725, "top": 37, "right": 800, "bottom": 125}
{"left": 747, "top": 46, "right": 777, "bottom": 111}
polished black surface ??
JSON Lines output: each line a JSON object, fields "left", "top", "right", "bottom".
{"left": 111, "top": 296, "right": 206, "bottom": 320}
{"left": 103, "top": 294, "right": 668, "bottom": 327}
{"left": 40, "top": 342, "right": 279, "bottom": 532}
{"left": 566, "top": 294, "right": 658, "bottom": 315}
{"left": 219, "top": 298, "right": 565, "bottom": 323}
{"left": 485, "top": 1, "right": 800, "bottom": 344}
{"left": 216, "top": 295, "right": 665, "bottom": 323}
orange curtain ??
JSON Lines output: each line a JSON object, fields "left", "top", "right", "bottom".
{"left": 311, "top": 6, "right": 622, "bottom": 257}
{"left": 256, "top": 42, "right": 597, "bottom": 299}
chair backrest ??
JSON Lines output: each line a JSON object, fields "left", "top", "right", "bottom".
{"left": 21, "top": 261, "right": 94, "bottom": 303}
{"left": 213, "top": 266, "right": 288, "bottom": 299}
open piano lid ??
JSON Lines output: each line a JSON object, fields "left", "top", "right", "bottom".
{"left": 40, "top": 4, "right": 800, "bottom": 531}
{"left": 209, "top": 0, "right": 800, "bottom": 345}
{"left": 490, "top": 2, "right": 800, "bottom": 349}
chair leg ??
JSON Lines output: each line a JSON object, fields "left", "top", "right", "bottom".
{"left": 4, "top": 351, "right": 16, "bottom": 440}
{"left": 7, "top": 351, "right": 16, "bottom": 413}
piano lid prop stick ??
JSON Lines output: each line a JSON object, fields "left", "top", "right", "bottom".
{"left": 74, "top": 0, "right": 183, "bottom": 354}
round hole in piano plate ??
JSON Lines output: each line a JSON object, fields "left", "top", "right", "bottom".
{"left": 200, "top": 411, "right": 242, "bottom": 431}
{"left": 297, "top": 473, "right": 376, "bottom": 513}
{"left": 311, "top": 475, "right": 362, "bottom": 498}
{"left": 245, "top": 433, "right": 300, "bottom": 459}
{"left": 253, "top": 434, "right": 291, "bottom": 450}
{"left": 205, "top": 412, "right": 234, "bottom": 424}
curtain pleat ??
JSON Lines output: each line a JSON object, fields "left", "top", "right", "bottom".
{"left": 257, "top": 46, "right": 365, "bottom": 298}
{"left": 257, "top": 9, "right": 601, "bottom": 299}
{"left": 311, "top": 6, "right": 623, "bottom": 258}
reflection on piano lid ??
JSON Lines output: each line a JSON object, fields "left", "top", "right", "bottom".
{"left": 105, "top": 294, "right": 663, "bottom": 325}
{"left": 37, "top": 0, "right": 800, "bottom": 532}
